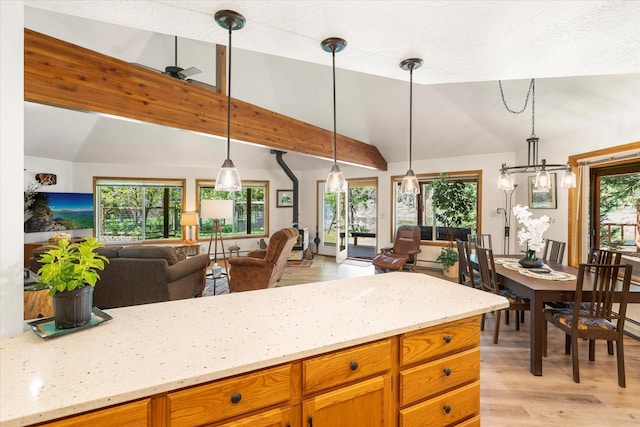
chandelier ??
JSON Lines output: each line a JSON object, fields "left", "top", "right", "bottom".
{"left": 497, "top": 79, "right": 576, "bottom": 191}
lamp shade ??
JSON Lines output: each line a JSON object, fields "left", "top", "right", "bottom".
{"left": 181, "top": 212, "right": 199, "bottom": 226}
{"left": 201, "top": 199, "right": 234, "bottom": 219}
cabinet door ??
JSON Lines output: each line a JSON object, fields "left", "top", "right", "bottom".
{"left": 303, "top": 375, "right": 391, "bottom": 427}
{"left": 36, "top": 399, "right": 150, "bottom": 427}
{"left": 216, "top": 405, "right": 300, "bottom": 427}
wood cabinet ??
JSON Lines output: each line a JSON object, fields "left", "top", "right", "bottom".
{"left": 28, "top": 316, "right": 482, "bottom": 427}
{"left": 399, "top": 316, "right": 481, "bottom": 427}
{"left": 35, "top": 398, "right": 151, "bottom": 427}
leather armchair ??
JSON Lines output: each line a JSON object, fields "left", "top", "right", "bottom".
{"left": 372, "top": 225, "right": 421, "bottom": 272}
{"left": 227, "top": 227, "right": 299, "bottom": 292}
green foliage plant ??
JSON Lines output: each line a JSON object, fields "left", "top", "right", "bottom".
{"left": 436, "top": 247, "right": 459, "bottom": 270}
{"left": 37, "top": 238, "right": 109, "bottom": 296}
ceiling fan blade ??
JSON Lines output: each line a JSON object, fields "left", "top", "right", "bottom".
{"left": 180, "top": 66, "right": 201, "bottom": 78}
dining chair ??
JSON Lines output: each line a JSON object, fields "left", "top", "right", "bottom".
{"left": 477, "top": 247, "right": 530, "bottom": 344}
{"left": 456, "top": 239, "right": 481, "bottom": 288}
{"left": 467, "top": 233, "right": 492, "bottom": 254}
{"left": 543, "top": 262, "right": 633, "bottom": 387}
{"left": 542, "top": 239, "right": 566, "bottom": 264}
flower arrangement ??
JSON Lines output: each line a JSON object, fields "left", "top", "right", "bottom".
{"left": 512, "top": 204, "right": 551, "bottom": 257}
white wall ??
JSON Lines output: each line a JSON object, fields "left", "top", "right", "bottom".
{"left": 1, "top": 1, "right": 25, "bottom": 338}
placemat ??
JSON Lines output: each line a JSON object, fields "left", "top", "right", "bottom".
{"left": 495, "top": 258, "right": 576, "bottom": 281}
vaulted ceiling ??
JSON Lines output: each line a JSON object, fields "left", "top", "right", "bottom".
{"left": 23, "top": 1, "right": 640, "bottom": 172}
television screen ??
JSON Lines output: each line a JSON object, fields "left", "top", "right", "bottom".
{"left": 24, "top": 192, "right": 94, "bottom": 233}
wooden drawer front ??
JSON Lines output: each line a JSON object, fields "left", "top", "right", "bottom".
{"left": 168, "top": 364, "right": 293, "bottom": 427}
{"left": 303, "top": 339, "right": 392, "bottom": 395}
{"left": 215, "top": 404, "right": 301, "bottom": 427}
{"left": 399, "top": 381, "right": 480, "bottom": 427}
{"left": 456, "top": 414, "right": 481, "bottom": 427}
{"left": 37, "top": 398, "right": 150, "bottom": 427}
{"left": 401, "top": 317, "right": 479, "bottom": 366}
{"left": 400, "top": 347, "right": 480, "bottom": 406}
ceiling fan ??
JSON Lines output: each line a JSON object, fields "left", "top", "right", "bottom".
{"left": 164, "top": 36, "right": 201, "bottom": 80}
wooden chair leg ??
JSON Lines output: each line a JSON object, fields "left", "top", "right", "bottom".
{"left": 589, "top": 339, "right": 596, "bottom": 361}
{"left": 571, "top": 334, "right": 580, "bottom": 383}
{"left": 493, "top": 310, "right": 502, "bottom": 344}
{"left": 505, "top": 310, "right": 510, "bottom": 325}
{"left": 520, "top": 310, "right": 525, "bottom": 323}
{"left": 616, "top": 339, "right": 626, "bottom": 388}
{"left": 515, "top": 310, "right": 521, "bottom": 331}
{"left": 543, "top": 319, "right": 548, "bottom": 357}
{"left": 565, "top": 334, "right": 571, "bottom": 355}
{"left": 607, "top": 340, "right": 614, "bottom": 356}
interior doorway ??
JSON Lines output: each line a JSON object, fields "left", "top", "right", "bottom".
{"left": 346, "top": 178, "right": 378, "bottom": 260}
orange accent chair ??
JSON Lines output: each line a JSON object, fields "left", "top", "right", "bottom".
{"left": 227, "top": 227, "right": 299, "bottom": 292}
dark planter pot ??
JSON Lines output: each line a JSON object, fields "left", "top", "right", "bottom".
{"left": 52, "top": 286, "right": 94, "bottom": 329}
{"left": 518, "top": 257, "right": 544, "bottom": 269}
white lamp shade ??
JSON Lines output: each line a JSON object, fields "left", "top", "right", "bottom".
{"left": 181, "top": 212, "right": 199, "bottom": 226}
{"left": 325, "top": 164, "right": 346, "bottom": 193}
{"left": 534, "top": 170, "right": 551, "bottom": 189}
{"left": 400, "top": 170, "right": 420, "bottom": 194}
{"left": 215, "top": 159, "right": 242, "bottom": 192}
{"left": 561, "top": 169, "right": 577, "bottom": 188}
{"left": 201, "top": 199, "right": 234, "bottom": 219}
{"left": 497, "top": 171, "right": 514, "bottom": 191}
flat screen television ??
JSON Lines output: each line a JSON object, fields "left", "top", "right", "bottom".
{"left": 24, "top": 192, "right": 94, "bottom": 233}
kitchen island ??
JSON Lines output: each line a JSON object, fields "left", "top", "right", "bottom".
{"left": 1, "top": 272, "right": 508, "bottom": 426}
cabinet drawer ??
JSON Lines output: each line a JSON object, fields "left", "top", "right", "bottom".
{"left": 400, "top": 347, "right": 480, "bottom": 406}
{"left": 399, "top": 381, "right": 480, "bottom": 427}
{"left": 36, "top": 398, "right": 150, "bottom": 427}
{"left": 456, "top": 414, "right": 480, "bottom": 427}
{"left": 168, "top": 364, "right": 293, "bottom": 427}
{"left": 401, "top": 316, "right": 479, "bottom": 366}
{"left": 303, "top": 339, "right": 392, "bottom": 395}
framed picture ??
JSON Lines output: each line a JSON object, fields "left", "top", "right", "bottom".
{"left": 528, "top": 173, "right": 557, "bottom": 209}
{"left": 277, "top": 190, "right": 294, "bottom": 208}
{"left": 24, "top": 192, "right": 95, "bottom": 233}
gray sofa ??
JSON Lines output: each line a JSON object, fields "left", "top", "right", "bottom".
{"left": 30, "top": 245, "right": 209, "bottom": 309}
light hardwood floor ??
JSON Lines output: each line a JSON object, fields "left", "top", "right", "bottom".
{"left": 280, "top": 256, "right": 640, "bottom": 427}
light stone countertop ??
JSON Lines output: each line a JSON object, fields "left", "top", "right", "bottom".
{"left": 0, "top": 272, "right": 508, "bottom": 426}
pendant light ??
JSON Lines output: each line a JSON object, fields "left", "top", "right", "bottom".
{"left": 214, "top": 10, "right": 245, "bottom": 192}
{"left": 497, "top": 79, "right": 576, "bottom": 191}
{"left": 399, "top": 58, "right": 423, "bottom": 195}
{"left": 321, "top": 37, "right": 347, "bottom": 193}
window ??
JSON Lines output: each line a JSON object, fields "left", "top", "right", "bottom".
{"left": 393, "top": 171, "right": 481, "bottom": 243}
{"left": 95, "top": 178, "right": 185, "bottom": 242}
{"left": 197, "top": 180, "right": 268, "bottom": 239}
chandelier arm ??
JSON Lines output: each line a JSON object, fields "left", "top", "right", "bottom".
{"left": 501, "top": 163, "right": 571, "bottom": 174}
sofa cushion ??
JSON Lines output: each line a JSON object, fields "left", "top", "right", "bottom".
{"left": 96, "top": 246, "right": 122, "bottom": 258}
{"left": 118, "top": 246, "right": 179, "bottom": 265}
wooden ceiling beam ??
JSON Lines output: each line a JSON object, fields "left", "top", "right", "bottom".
{"left": 24, "top": 29, "right": 387, "bottom": 171}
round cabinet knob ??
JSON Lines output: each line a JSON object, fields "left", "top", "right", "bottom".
{"left": 443, "top": 335, "right": 452, "bottom": 343}
{"left": 443, "top": 368, "right": 452, "bottom": 376}
{"left": 230, "top": 392, "right": 242, "bottom": 404}
{"left": 443, "top": 405, "right": 452, "bottom": 414}
{"left": 349, "top": 361, "right": 359, "bottom": 371}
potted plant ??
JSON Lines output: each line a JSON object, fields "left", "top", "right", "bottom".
{"left": 37, "top": 237, "right": 109, "bottom": 329}
{"left": 431, "top": 173, "right": 475, "bottom": 278}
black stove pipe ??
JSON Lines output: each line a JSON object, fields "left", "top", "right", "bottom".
{"left": 272, "top": 150, "right": 298, "bottom": 228}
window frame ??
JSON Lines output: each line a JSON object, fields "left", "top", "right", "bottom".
{"left": 93, "top": 176, "right": 186, "bottom": 243}
{"left": 390, "top": 170, "right": 483, "bottom": 247}
{"left": 196, "top": 179, "right": 269, "bottom": 240}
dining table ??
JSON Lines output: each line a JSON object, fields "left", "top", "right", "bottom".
{"left": 470, "top": 254, "right": 640, "bottom": 376}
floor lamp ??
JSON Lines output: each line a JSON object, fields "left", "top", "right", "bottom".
{"left": 201, "top": 200, "right": 234, "bottom": 273}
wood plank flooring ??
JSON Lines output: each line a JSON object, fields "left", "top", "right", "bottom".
{"left": 279, "top": 256, "right": 640, "bottom": 427}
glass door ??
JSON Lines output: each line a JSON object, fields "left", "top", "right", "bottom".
{"left": 318, "top": 181, "right": 349, "bottom": 264}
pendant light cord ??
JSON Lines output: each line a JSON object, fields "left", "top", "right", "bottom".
{"left": 226, "top": 25, "right": 233, "bottom": 161}
{"left": 332, "top": 48, "right": 337, "bottom": 166}
{"left": 409, "top": 63, "right": 414, "bottom": 171}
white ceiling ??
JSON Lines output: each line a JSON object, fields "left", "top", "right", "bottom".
{"left": 23, "top": 1, "right": 640, "bottom": 172}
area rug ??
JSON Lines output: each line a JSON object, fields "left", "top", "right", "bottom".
{"left": 286, "top": 260, "right": 313, "bottom": 268}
